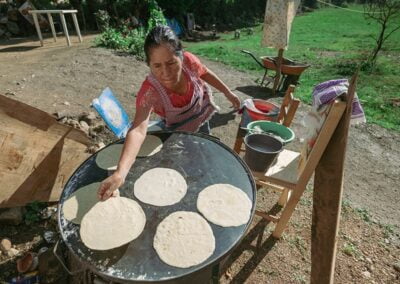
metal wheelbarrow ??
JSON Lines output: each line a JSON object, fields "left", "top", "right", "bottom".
{"left": 241, "top": 50, "right": 310, "bottom": 93}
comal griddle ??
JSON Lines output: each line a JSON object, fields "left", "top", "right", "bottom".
{"left": 58, "top": 131, "right": 256, "bottom": 283}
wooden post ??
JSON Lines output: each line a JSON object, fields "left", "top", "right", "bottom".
{"left": 272, "top": 48, "right": 284, "bottom": 94}
{"left": 60, "top": 12, "right": 71, "bottom": 46}
{"left": 47, "top": 13, "right": 57, "bottom": 42}
{"left": 72, "top": 13, "right": 83, "bottom": 43}
{"left": 311, "top": 74, "right": 357, "bottom": 283}
{"left": 32, "top": 13, "right": 43, "bottom": 46}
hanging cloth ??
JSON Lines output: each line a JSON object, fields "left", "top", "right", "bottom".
{"left": 261, "top": 0, "right": 300, "bottom": 49}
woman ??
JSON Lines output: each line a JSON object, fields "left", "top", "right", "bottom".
{"left": 98, "top": 25, "right": 240, "bottom": 200}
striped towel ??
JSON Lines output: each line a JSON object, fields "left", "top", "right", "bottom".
{"left": 312, "top": 79, "right": 366, "bottom": 124}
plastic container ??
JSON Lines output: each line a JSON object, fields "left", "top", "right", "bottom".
{"left": 244, "top": 134, "right": 283, "bottom": 173}
{"left": 245, "top": 99, "right": 279, "bottom": 121}
{"left": 247, "top": 120, "right": 295, "bottom": 144}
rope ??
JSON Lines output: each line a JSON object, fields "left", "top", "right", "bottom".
{"left": 316, "top": 0, "right": 383, "bottom": 14}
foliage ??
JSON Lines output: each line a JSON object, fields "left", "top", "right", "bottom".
{"left": 24, "top": 201, "right": 46, "bottom": 225}
{"left": 363, "top": 0, "right": 400, "bottom": 66}
{"left": 147, "top": 0, "right": 167, "bottom": 31}
{"left": 158, "top": 0, "right": 265, "bottom": 30}
{"left": 185, "top": 5, "right": 400, "bottom": 131}
{"left": 94, "top": 0, "right": 165, "bottom": 59}
{"left": 94, "top": 9, "right": 111, "bottom": 32}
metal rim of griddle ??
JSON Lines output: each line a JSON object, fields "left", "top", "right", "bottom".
{"left": 57, "top": 131, "right": 257, "bottom": 282}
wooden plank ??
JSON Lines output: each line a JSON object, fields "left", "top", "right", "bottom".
{"left": 29, "top": 10, "right": 78, "bottom": 14}
{"left": 311, "top": 74, "right": 357, "bottom": 283}
{"left": 255, "top": 210, "right": 279, "bottom": 223}
{"left": 272, "top": 100, "right": 346, "bottom": 238}
{"left": 0, "top": 95, "right": 91, "bottom": 208}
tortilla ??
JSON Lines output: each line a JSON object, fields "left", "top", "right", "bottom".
{"left": 153, "top": 211, "right": 215, "bottom": 268}
{"left": 134, "top": 168, "right": 187, "bottom": 206}
{"left": 197, "top": 184, "right": 252, "bottom": 227}
{"left": 80, "top": 197, "right": 146, "bottom": 250}
{"left": 63, "top": 182, "right": 100, "bottom": 224}
{"left": 95, "top": 135, "right": 163, "bottom": 169}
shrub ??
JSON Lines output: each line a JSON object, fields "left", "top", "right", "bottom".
{"left": 94, "top": 0, "right": 165, "bottom": 59}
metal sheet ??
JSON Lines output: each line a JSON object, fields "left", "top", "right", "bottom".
{"left": 58, "top": 131, "right": 256, "bottom": 282}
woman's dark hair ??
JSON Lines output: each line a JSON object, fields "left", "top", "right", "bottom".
{"left": 144, "top": 25, "right": 183, "bottom": 64}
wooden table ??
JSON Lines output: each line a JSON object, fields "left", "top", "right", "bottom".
{"left": 28, "top": 10, "right": 83, "bottom": 47}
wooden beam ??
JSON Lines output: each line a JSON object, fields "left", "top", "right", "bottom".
{"left": 311, "top": 73, "right": 357, "bottom": 283}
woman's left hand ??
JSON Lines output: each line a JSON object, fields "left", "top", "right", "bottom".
{"left": 225, "top": 91, "right": 241, "bottom": 110}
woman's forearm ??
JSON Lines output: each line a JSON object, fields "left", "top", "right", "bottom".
{"left": 115, "top": 105, "right": 151, "bottom": 180}
{"left": 116, "top": 126, "right": 147, "bottom": 180}
{"left": 201, "top": 69, "right": 231, "bottom": 95}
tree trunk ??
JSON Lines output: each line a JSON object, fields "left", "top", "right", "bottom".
{"left": 369, "top": 21, "right": 387, "bottom": 65}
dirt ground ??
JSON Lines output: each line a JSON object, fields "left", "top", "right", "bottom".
{"left": 0, "top": 34, "right": 399, "bottom": 283}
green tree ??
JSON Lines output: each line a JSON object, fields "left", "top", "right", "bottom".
{"left": 364, "top": 0, "right": 400, "bottom": 66}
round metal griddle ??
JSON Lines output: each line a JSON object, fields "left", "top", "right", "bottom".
{"left": 58, "top": 131, "right": 256, "bottom": 283}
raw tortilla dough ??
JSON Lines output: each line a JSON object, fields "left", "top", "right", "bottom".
{"left": 95, "top": 143, "right": 123, "bottom": 170}
{"left": 137, "top": 135, "right": 163, "bottom": 157}
{"left": 153, "top": 211, "right": 215, "bottom": 268}
{"left": 95, "top": 135, "right": 163, "bottom": 169}
{"left": 63, "top": 182, "right": 100, "bottom": 224}
{"left": 80, "top": 197, "right": 146, "bottom": 250}
{"left": 134, "top": 168, "right": 187, "bottom": 206}
{"left": 197, "top": 184, "right": 252, "bottom": 227}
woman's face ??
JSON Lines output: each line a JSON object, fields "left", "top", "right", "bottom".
{"left": 148, "top": 44, "right": 183, "bottom": 90}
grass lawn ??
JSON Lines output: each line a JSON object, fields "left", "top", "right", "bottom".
{"left": 185, "top": 5, "right": 400, "bottom": 131}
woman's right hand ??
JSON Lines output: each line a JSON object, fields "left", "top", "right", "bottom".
{"left": 98, "top": 172, "right": 125, "bottom": 201}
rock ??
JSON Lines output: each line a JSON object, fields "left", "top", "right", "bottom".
{"left": 362, "top": 271, "right": 371, "bottom": 278}
{"left": 394, "top": 262, "right": 400, "bottom": 273}
{"left": 43, "top": 231, "right": 56, "bottom": 244}
{"left": 0, "top": 238, "right": 12, "bottom": 253}
{"left": 91, "top": 123, "right": 106, "bottom": 133}
{"left": 79, "top": 111, "right": 97, "bottom": 125}
{"left": 7, "top": 247, "right": 20, "bottom": 257}
{"left": 63, "top": 101, "right": 70, "bottom": 106}
{"left": 79, "top": 120, "right": 90, "bottom": 133}
{"left": 66, "top": 119, "right": 80, "bottom": 129}
{"left": 53, "top": 110, "right": 72, "bottom": 120}
{"left": 0, "top": 207, "right": 23, "bottom": 225}
{"left": 97, "top": 142, "right": 106, "bottom": 149}
{"left": 366, "top": 257, "right": 373, "bottom": 264}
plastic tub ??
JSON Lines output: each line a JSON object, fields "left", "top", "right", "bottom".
{"left": 244, "top": 134, "right": 283, "bottom": 173}
{"left": 245, "top": 99, "right": 279, "bottom": 121}
{"left": 247, "top": 120, "right": 295, "bottom": 144}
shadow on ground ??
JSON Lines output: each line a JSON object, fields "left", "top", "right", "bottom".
{"left": 0, "top": 45, "right": 41, "bottom": 52}
{"left": 221, "top": 204, "right": 282, "bottom": 282}
{"left": 235, "top": 85, "right": 281, "bottom": 100}
{"left": 210, "top": 110, "right": 237, "bottom": 128}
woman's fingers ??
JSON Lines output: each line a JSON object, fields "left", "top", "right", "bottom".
{"left": 97, "top": 182, "right": 108, "bottom": 200}
{"left": 98, "top": 174, "right": 124, "bottom": 201}
{"left": 228, "top": 93, "right": 241, "bottom": 110}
